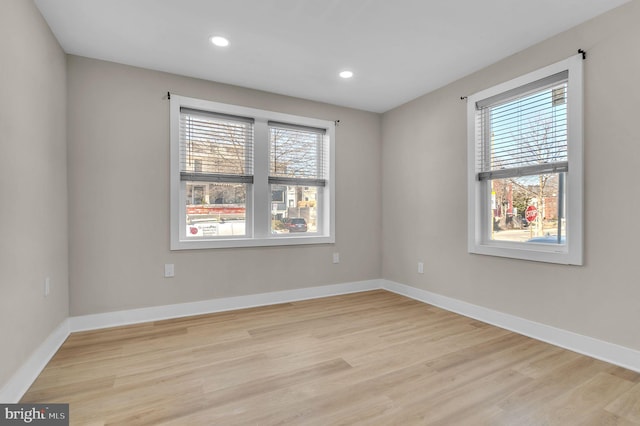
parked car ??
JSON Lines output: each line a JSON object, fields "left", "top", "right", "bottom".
{"left": 284, "top": 217, "right": 307, "bottom": 232}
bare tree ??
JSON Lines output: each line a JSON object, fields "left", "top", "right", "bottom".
{"left": 502, "top": 109, "right": 565, "bottom": 234}
{"left": 270, "top": 127, "right": 321, "bottom": 178}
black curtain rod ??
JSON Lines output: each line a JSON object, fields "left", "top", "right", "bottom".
{"left": 459, "top": 49, "right": 586, "bottom": 100}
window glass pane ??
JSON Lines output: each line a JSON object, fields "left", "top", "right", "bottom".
{"left": 185, "top": 182, "right": 247, "bottom": 238}
{"left": 483, "top": 82, "right": 567, "bottom": 173}
{"left": 270, "top": 126, "right": 323, "bottom": 180}
{"left": 181, "top": 110, "right": 253, "bottom": 177}
{"left": 271, "top": 185, "right": 318, "bottom": 234}
{"left": 489, "top": 173, "right": 565, "bottom": 244}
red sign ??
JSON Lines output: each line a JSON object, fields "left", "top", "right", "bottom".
{"left": 525, "top": 205, "right": 538, "bottom": 222}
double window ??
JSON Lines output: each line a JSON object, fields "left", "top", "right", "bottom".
{"left": 467, "top": 55, "right": 583, "bottom": 264}
{"left": 170, "top": 96, "right": 335, "bottom": 249}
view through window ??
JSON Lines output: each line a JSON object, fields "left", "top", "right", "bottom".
{"left": 181, "top": 108, "right": 252, "bottom": 239}
{"left": 486, "top": 81, "right": 567, "bottom": 245}
{"left": 467, "top": 54, "right": 583, "bottom": 264}
{"left": 170, "top": 95, "right": 335, "bottom": 249}
{"left": 269, "top": 123, "right": 325, "bottom": 235}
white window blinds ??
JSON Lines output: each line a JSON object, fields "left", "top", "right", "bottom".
{"left": 476, "top": 70, "right": 568, "bottom": 181}
{"left": 180, "top": 107, "right": 254, "bottom": 183}
{"left": 268, "top": 121, "right": 327, "bottom": 187}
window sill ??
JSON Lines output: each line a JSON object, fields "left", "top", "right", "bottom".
{"left": 170, "top": 234, "right": 335, "bottom": 250}
{"left": 469, "top": 241, "right": 582, "bottom": 265}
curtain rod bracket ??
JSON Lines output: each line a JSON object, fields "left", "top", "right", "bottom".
{"left": 167, "top": 91, "right": 171, "bottom": 100}
{"left": 460, "top": 96, "right": 468, "bottom": 101}
{"left": 578, "top": 49, "right": 586, "bottom": 60}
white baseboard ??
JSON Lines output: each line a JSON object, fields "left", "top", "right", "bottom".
{"left": 2, "top": 280, "right": 382, "bottom": 403}
{"left": 0, "top": 319, "right": 70, "bottom": 403}
{"left": 69, "top": 279, "right": 383, "bottom": 332}
{"left": 6, "top": 277, "right": 638, "bottom": 403}
{"left": 382, "top": 279, "right": 640, "bottom": 373}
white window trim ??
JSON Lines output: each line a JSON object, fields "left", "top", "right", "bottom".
{"left": 467, "top": 55, "right": 583, "bottom": 265}
{"left": 170, "top": 95, "right": 335, "bottom": 250}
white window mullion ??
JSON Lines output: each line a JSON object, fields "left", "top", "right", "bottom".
{"left": 170, "top": 99, "right": 184, "bottom": 248}
{"left": 564, "top": 53, "right": 584, "bottom": 265}
{"left": 323, "top": 130, "right": 335, "bottom": 239}
{"left": 253, "top": 120, "right": 270, "bottom": 238}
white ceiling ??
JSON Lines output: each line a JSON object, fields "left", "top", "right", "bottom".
{"left": 35, "top": 0, "right": 628, "bottom": 113}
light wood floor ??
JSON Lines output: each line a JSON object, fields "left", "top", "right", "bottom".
{"left": 22, "top": 290, "right": 640, "bottom": 425}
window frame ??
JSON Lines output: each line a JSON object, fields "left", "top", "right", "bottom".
{"left": 170, "top": 95, "right": 335, "bottom": 250}
{"left": 467, "top": 55, "right": 583, "bottom": 265}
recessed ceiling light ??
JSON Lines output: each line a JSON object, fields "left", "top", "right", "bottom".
{"left": 210, "top": 36, "right": 229, "bottom": 47}
{"left": 339, "top": 70, "right": 354, "bottom": 79}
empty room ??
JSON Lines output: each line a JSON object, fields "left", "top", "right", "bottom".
{"left": 2, "top": 0, "right": 640, "bottom": 424}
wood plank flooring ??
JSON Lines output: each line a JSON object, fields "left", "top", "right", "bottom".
{"left": 21, "top": 290, "right": 640, "bottom": 425}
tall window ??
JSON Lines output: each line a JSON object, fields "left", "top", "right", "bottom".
{"left": 269, "top": 122, "right": 327, "bottom": 234}
{"left": 467, "top": 55, "right": 583, "bottom": 264}
{"left": 180, "top": 108, "right": 253, "bottom": 239}
{"left": 170, "top": 96, "right": 335, "bottom": 249}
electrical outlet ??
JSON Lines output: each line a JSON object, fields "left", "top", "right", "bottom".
{"left": 333, "top": 252, "right": 340, "bottom": 264}
{"left": 418, "top": 262, "right": 424, "bottom": 274}
{"left": 164, "top": 264, "right": 175, "bottom": 278}
{"left": 44, "top": 277, "right": 51, "bottom": 297}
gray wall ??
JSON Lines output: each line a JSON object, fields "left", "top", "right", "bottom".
{"left": 382, "top": 1, "right": 640, "bottom": 351}
{"left": 0, "top": 1, "right": 68, "bottom": 387}
{"left": 2, "top": 0, "right": 638, "bottom": 395}
{"left": 67, "top": 56, "right": 382, "bottom": 315}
